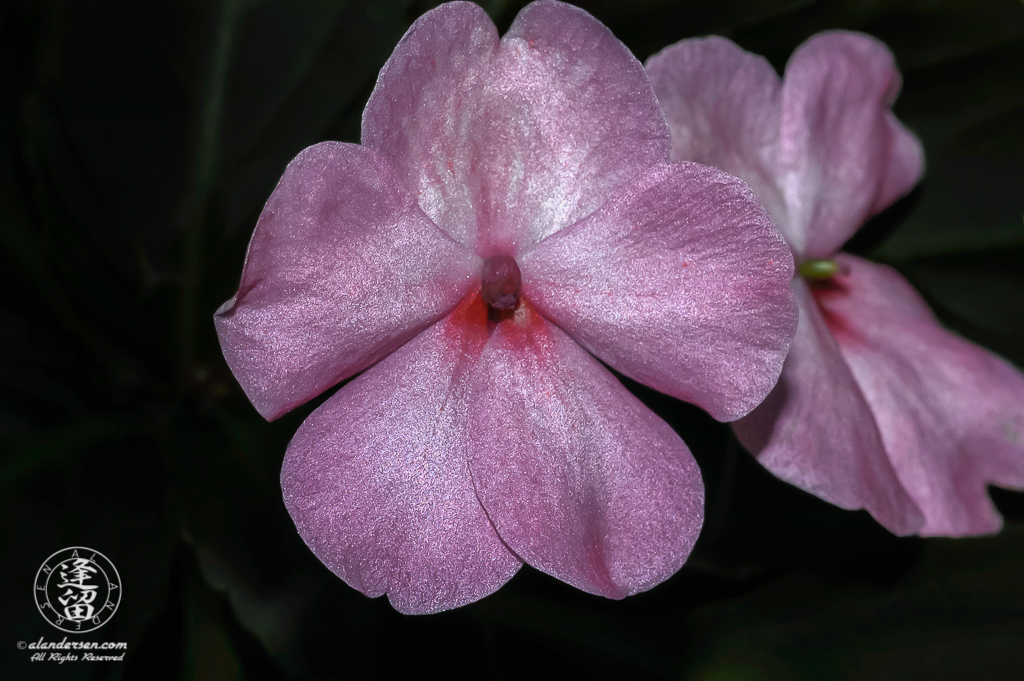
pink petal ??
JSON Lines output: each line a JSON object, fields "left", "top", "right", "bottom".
{"left": 214, "top": 142, "right": 478, "bottom": 420}
{"left": 362, "top": 0, "right": 671, "bottom": 255}
{"left": 873, "top": 111, "right": 926, "bottom": 216}
{"left": 816, "top": 255, "right": 1024, "bottom": 536}
{"left": 361, "top": 2, "right": 498, "bottom": 248}
{"left": 734, "top": 280, "right": 925, "bottom": 535}
{"left": 466, "top": 302, "right": 703, "bottom": 599}
{"left": 646, "top": 37, "right": 788, "bottom": 238}
{"left": 280, "top": 308, "right": 521, "bottom": 615}
{"left": 521, "top": 163, "right": 797, "bottom": 422}
{"left": 779, "top": 32, "right": 924, "bottom": 258}
{"left": 476, "top": 0, "right": 671, "bottom": 253}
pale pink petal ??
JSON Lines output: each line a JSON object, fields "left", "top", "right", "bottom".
{"left": 646, "top": 36, "right": 788, "bottom": 237}
{"left": 467, "top": 303, "right": 703, "bottom": 598}
{"left": 280, "top": 309, "right": 521, "bottom": 615}
{"left": 816, "top": 255, "right": 1024, "bottom": 536}
{"left": 214, "top": 142, "right": 478, "bottom": 420}
{"left": 873, "top": 112, "right": 926, "bottom": 216}
{"left": 361, "top": 1, "right": 669, "bottom": 256}
{"left": 734, "top": 280, "right": 924, "bottom": 535}
{"left": 475, "top": 0, "right": 671, "bottom": 254}
{"left": 361, "top": 2, "right": 498, "bottom": 248}
{"left": 779, "top": 32, "right": 924, "bottom": 258}
{"left": 521, "top": 163, "right": 797, "bottom": 422}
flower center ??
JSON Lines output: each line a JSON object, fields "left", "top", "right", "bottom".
{"left": 798, "top": 258, "right": 840, "bottom": 280}
{"left": 481, "top": 255, "right": 522, "bottom": 311}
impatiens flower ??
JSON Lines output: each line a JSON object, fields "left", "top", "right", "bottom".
{"left": 648, "top": 31, "right": 1024, "bottom": 537}
{"left": 215, "top": 0, "right": 797, "bottom": 614}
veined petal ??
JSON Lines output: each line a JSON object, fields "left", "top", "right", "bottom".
{"left": 734, "top": 280, "right": 925, "bottom": 535}
{"left": 280, "top": 312, "right": 521, "bottom": 615}
{"left": 521, "top": 163, "right": 797, "bottom": 422}
{"left": 361, "top": 1, "right": 498, "bottom": 248}
{"left": 646, "top": 36, "right": 788, "bottom": 239}
{"left": 214, "top": 142, "right": 478, "bottom": 420}
{"left": 361, "top": 1, "right": 669, "bottom": 256}
{"left": 477, "top": 0, "right": 671, "bottom": 253}
{"left": 779, "top": 32, "right": 923, "bottom": 258}
{"left": 467, "top": 303, "right": 703, "bottom": 599}
{"left": 817, "top": 255, "right": 1024, "bottom": 536}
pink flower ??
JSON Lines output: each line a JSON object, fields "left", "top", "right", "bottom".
{"left": 214, "top": 0, "right": 796, "bottom": 614}
{"left": 648, "top": 31, "right": 1024, "bottom": 536}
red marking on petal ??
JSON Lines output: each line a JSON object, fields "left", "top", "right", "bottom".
{"left": 445, "top": 278, "right": 553, "bottom": 370}
{"left": 495, "top": 298, "right": 557, "bottom": 365}
{"left": 810, "top": 276, "right": 858, "bottom": 343}
{"left": 809, "top": 275, "right": 845, "bottom": 294}
{"left": 818, "top": 305, "right": 855, "bottom": 342}
{"left": 444, "top": 290, "right": 490, "bottom": 359}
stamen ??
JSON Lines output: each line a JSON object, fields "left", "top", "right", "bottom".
{"left": 481, "top": 255, "right": 522, "bottom": 311}
{"left": 798, "top": 258, "right": 840, "bottom": 280}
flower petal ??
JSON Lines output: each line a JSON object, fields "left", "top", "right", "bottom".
{"left": 280, "top": 311, "right": 521, "bottom": 615}
{"left": 361, "top": 1, "right": 498, "bottom": 248}
{"left": 214, "top": 142, "right": 478, "bottom": 420}
{"left": 646, "top": 36, "right": 788, "bottom": 238}
{"left": 873, "top": 111, "right": 926, "bottom": 217}
{"left": 521, "top": 162, "right": 797, "bottom": 422}
{"left": 779, "top": 32, "right": 924, "bottom": 258}
{"left": 362, "top": 1, "right": 670, "bottom": 256}
{"left": 467, "top": 304, "right": 703, "bottom": 599}
{"left": 734, "top": 280, "right": 925, "bottom": 535}
{"left": 475, "top": 0, "right": 671, "bottom": 253}
{"left": 817, "top": 255, "right": 1024, "bottom": 536}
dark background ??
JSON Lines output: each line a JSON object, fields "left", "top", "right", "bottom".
{"left": 2, "top": 0, "right": 1023, "bottom": 679}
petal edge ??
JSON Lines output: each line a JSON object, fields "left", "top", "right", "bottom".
{"left": 215, "top": 142, "right": 478, "bottom": 420}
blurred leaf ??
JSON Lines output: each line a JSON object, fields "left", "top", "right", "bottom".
{"left": 0, "top": 418, "right": 143, "bottom": 488}
{"left": 683, "top": 526, "right": 1024, "bottom": 681}
{"left": 875, "top": 36, "right": 1024, "bottom": 261}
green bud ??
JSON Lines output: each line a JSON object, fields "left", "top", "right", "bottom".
{"left": 798, "top": 259, "right": 840, "bottom": 280}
